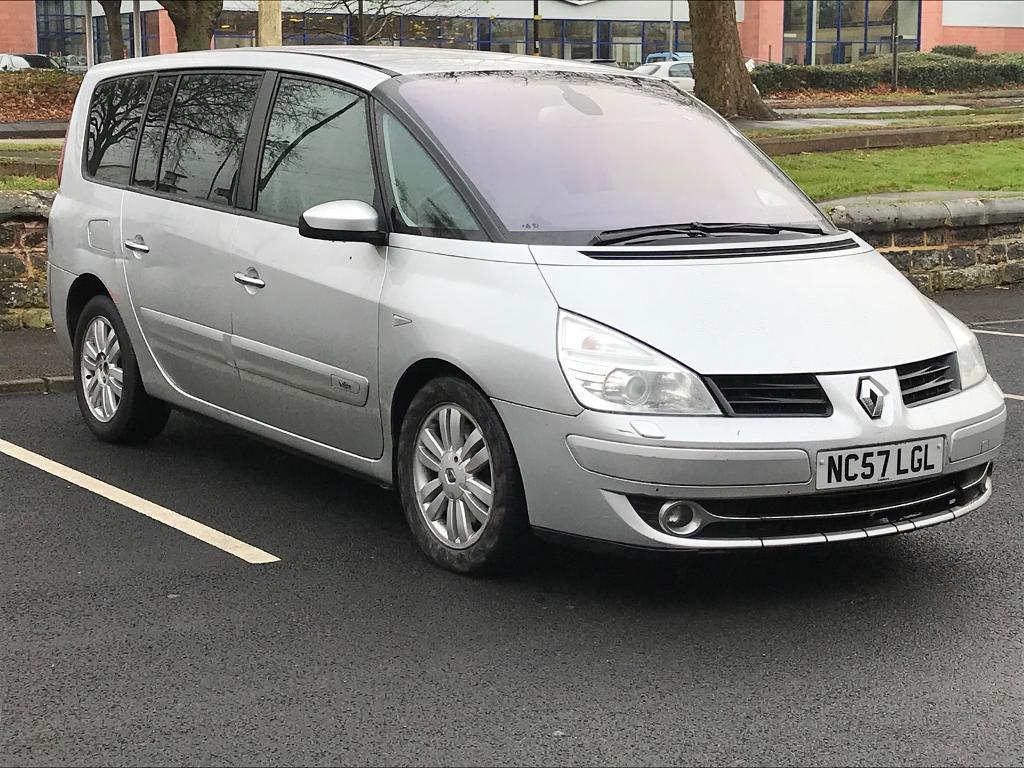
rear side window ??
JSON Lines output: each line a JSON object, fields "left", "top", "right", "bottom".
{"left": 669, "top": 63, "right": 693, "bottom": 78}
{"left": 85, "top": 74, "right": 152, "bottom": 185}
{"left": 380, "top": 112, "right": 481, "bottom": 238}
{"left": 132, "top": 74, "right": 177, "bottom": 189}
{"left": 256, "top": 77, "right": 376, "bottom": 225}
{"left": 157, "top": 72, "right": 261, "bottom": 205}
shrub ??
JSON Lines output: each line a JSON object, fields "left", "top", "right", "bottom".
{"left": 931, "top": 45, "right": 977, "bottom": 58}
{"left": 751, "top": 51, "right": 1024, "bottom": 95}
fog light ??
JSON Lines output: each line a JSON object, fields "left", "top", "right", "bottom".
{"left": 657, "top": 500, "right": 703, "bottom": 537}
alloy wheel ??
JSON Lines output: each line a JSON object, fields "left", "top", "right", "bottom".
{"left": 80, "top": 316, "right": 123, "bottom": 423}
{"left": 413, "top": 404, "right": 494, "bottom": 549}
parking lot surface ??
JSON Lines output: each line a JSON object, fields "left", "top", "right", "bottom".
{"left": 1, "top": 288, "right": 1022, "bottom": 766}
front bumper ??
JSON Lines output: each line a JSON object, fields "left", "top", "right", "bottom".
{"left": 495, "top": 370, "right": 1006, "bottom": 551}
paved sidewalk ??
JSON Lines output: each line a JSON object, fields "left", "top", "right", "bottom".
{"left": 0, "top": 328, "right": 69, "bottom": 380}
{"left": 0, "top": 120, "right": 68, "bottom": 139}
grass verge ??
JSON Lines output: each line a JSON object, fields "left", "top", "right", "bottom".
{"left": 0, "top": 175, "right": 57, "bottom": 191}
{"left": 0, "top": 141, "right": 62, "bottom": 153}
{"left": 775, "top": 139, "right": 1024, "bottom": 201}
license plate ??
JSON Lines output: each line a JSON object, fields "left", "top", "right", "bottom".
{"left": 816, "top": 437, "right": 945, "bottom": 490}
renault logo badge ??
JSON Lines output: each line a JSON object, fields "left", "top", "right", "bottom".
{"left": 857, "top": 376, "right": 887, "bottom": 419}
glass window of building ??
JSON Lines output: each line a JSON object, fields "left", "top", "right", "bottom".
{"left": 782, "top": 0, "right": 920, "bottom": 64}
{"left": 214, "top": 10, "right": 257, "bottom": 48}
{"left": 564, "top": 20, "right": 596, "bottom": 60}
{"left": 611, "top": 21, "right": 642, "bottom": 69}
{"left": 643, "top": 21, "right": 670, "bottom": 63}
{"left": 490, "top": 19, "right": 527, "bottom": 54}
{"left": 257, "top": 78, "right": 376, "bottom": 225}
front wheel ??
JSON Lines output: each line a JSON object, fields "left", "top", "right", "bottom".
{"left": 397, "top": 376, "right": 529, "bottom": 574}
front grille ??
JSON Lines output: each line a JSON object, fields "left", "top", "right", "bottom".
{"left": 705, "top": 374, "right": 832, "bottom": 417}
{"left": 629, "top": 463, "right": 991, "bottom": 540}
{"left": 897, "top": 353, "right": 959, "bottom": 406}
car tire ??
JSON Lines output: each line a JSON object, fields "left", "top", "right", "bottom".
{"left": 397, "top": 376, "right": 529, "bottom": 574}
{"left": 73, "top": 295, "right": 170, "bottom": 444}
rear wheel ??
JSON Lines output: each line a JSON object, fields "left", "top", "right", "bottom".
{"left": 397, "top": 376, "right": 529, "bottom": 574}
{"left": 73, "top": 295, "right": 170, "bottom": 443}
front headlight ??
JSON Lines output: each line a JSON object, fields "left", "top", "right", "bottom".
{"left": 933, "top": 304, "right": 988, "bottom": 389}
{"left": 557, "top": 312, "right": 721, "bottom": 415}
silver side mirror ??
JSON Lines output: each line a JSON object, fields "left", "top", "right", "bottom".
{"left": 298, "top": 200, "right": 386, "bottom": 245}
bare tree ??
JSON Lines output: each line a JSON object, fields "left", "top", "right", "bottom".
{"left": 305, "top": 0, "right": 472, "bottom": 46}
{"left": 689, "top": 0, "right": 776, "bottom": 121}
{"left": 99, "top": 0, "right": 126, "bottom": 61}
{"left": 157, "top": 0, "right": 224, "bottom": 52}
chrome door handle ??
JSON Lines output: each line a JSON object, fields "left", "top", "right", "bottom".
{"left": 234, "top": 272, "right": 266, "bottom": 289}
{"left": 124, "top": 238, "right": 149, "bottom": 253}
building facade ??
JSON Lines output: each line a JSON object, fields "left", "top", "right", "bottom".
{"left": 1, "top": 0, "right": 1022, "bottom": 69}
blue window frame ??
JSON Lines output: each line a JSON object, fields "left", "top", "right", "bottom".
{"left": 781, "top": 0, "right": 922, "bottom": 65}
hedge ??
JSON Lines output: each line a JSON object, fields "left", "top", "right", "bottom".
{"left": 751, "top": 52, "right": 1024, "bottom": 96}
{"left": 931, "top": 45, "right": 977, "bottom": 59}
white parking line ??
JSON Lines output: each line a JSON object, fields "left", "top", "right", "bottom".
{"left": 972, "top": 318, "right": 1024, "bottom": 326}
{"left": 974, "top": 329, "right": 1024, "bottom": 338}
{"left": 0, "top": 438, "right": 280, "bottom": 564}
{"left": 1007, "top": 394, "right": 1024, "bottom": 402}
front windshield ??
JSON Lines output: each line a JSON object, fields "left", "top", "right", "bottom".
{"left": 393, "top": 71, "right": 830, "bottom": 244}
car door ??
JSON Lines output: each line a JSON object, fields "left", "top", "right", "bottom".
{"left": 667, "top": 63, "right": 695, "bottom": 92}
{"left": 227, "top": 74, "right": 386, "bottom": 459}
{"left": 121, "top": 70, "right": 263, "bottom": 409}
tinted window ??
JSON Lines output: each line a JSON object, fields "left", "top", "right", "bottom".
{"left": 85, "top": 74, "right": 152, "bottom": 184}
{"left": 22, "top": 54, "right": 55, "bottom": 69}
{"left": 381, "top": 112, "right": 480, "bottom": 238}
{"left": 394, "top": 71, "right": 829, "bottom": 244}
{"left": 256, "top": 77, "right": 376, "bottom": 224}
{"left": 158, "top": 72, "right": 260, "bottom": 204}
{"left": 669, "top": 63, "right": 693, "bottom": 77}
{"left": 132, "top": 74, "right": 176, "bottom": 189}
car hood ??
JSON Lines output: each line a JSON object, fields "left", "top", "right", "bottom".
{"left": 531, "top": 245, "right": 955, "bottom": 375}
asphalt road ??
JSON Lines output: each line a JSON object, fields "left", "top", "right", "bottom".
{"left": 1, "top": 289, "right": 1022, "bottom": 766}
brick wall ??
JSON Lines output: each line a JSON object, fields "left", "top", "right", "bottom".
{"left": 827, "top": 197, "right": 1024, "bottom": 293}
{"left": 2, "top": 191, "right": 1024, "bottom": 331}
{"left": 0, "top": 0, "right": 38, "bottom": 55}
{"left": 0, "top": 192, "right": 52, "bottom": 331}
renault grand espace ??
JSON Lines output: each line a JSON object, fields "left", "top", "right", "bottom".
{"left": 49, "top": 48, "right": 1006, "bottom": 573}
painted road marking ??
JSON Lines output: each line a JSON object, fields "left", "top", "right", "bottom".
{"left": 1006, "top": 394, "right": 1024, "bottom": 401}
{"left": 966, "top": 329, "right": 1024, "bottom": 337}
{"left": 974, "top": 329, "right": 1024, "bottom": 338}
{"left": 0, "top": 438, "right": 279, "bottom": 564}
{"left": 972, "top": 318, "right": 1024, "bottom": 326}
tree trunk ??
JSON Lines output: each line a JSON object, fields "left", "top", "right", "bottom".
{"left": 158, "top": 0, "right": 224, "bottom": 52}
{"left": 99, "top": 0, "right": 126, "bottom": 61}
{"left": 689, "top": 0, "right": 776, "bottom": 121}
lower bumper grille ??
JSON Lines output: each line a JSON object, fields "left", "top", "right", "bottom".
{"left": 630, "top": 463, "right": 991, "bottom": 541}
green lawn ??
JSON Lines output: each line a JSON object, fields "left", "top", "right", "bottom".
{"left": 0, "top": 141, "right": 62, "bottom": 153}
{"left": 0, "top": 174, "right": 57, "bottom": 191}
{"left": 776, "top": 139, "right": 1024, "bottom": 201}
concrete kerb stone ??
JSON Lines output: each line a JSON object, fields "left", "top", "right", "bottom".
{"left": 0, "top": 191, "right": 55, "bottom": 224}
{"left": 0, "top": 375, "right": 73, "bottom": 395}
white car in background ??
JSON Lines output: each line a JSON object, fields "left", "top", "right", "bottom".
{"left": 634, "top": 60, "right": 695, "bottom": 92}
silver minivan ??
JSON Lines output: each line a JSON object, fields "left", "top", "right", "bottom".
{"left": 50, "top": 47, "right": 1006, "bottom": 572}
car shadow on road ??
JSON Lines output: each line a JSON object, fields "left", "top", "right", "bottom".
{"left": 159, "top": 410, "right": 988, "bottom": 621}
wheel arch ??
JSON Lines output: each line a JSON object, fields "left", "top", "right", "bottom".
{"left": 389, "top": 358, "right": 482, "bottom": 453}
{"left": 66, "top": 273, "right": 111, "bottom": 340}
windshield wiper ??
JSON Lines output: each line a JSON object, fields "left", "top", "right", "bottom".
{"left": 588, "top": 221, "right": 829, "bottom": 246}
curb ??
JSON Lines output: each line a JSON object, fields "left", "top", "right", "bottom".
{"left": 753, "top": 121, "right": 1024, "bottom": 156}
{"left": 0, "top": 375, "right": 73, "bottom": 395}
